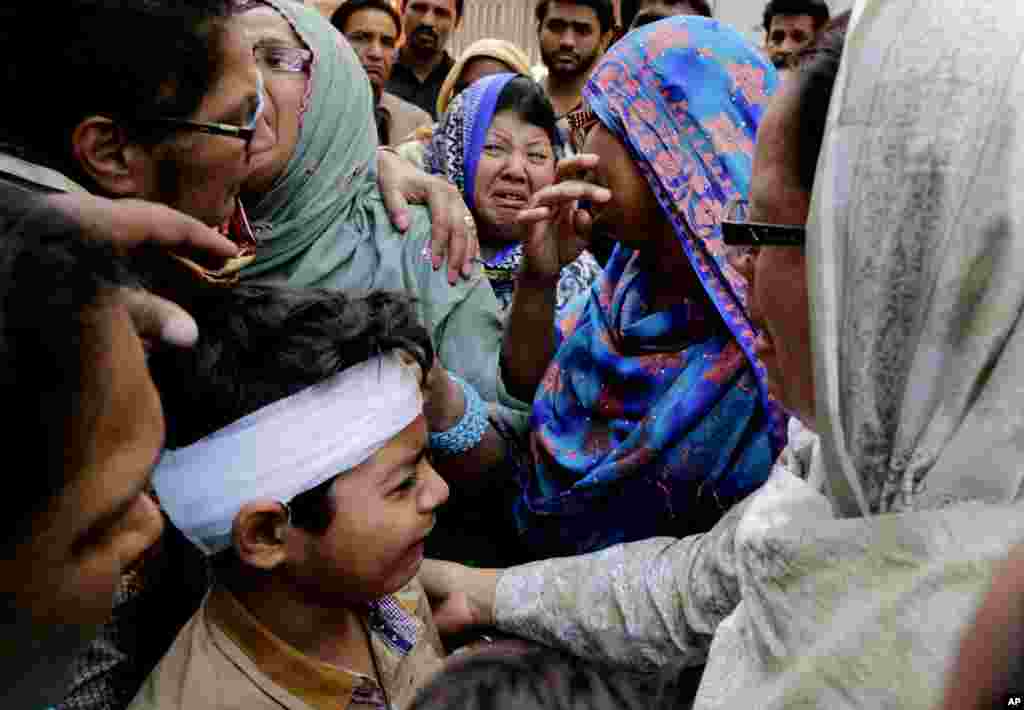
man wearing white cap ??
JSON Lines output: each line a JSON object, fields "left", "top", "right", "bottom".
{"left": 129, "top": 288, "right": 450, "bottom": 710}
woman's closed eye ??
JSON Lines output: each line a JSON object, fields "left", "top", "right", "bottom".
{"left": 483, "top": 142, "right": 510, "bottom": 158}
{"left": 390, "top": 471, "right": 419, "bottom": 496}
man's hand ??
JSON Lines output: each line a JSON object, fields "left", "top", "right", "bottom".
{"left": 47, "top": 193, "right": 238, "bottom": 348}
{"left": 419, "top": 559, "right": 499, "bottom": 636}
{"left": 47, "top": 193, "right": 237, "bottom": 260}
{"left": 377, "top": 147, "right": 480, "bottom": 285}
{"left": 119, "top": 288, "right": 199, "bottom": 349}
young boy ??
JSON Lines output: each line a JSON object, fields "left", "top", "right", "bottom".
{"left": 129, "top": 287, "right": 449, "bottom": 710}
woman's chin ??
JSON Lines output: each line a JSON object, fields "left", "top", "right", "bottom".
{"left": 243, "top": 155, "right": 285, "bottom": 196}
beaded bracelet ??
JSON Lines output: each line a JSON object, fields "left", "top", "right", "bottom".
{"left": 429, "top": 374, "right": 488, "bottom": 456}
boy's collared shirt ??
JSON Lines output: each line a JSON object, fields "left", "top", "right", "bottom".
{"left": 127, "top": 579, "right": 445, "bottom": 710}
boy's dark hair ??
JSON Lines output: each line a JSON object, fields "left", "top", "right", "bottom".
{"left": 332, "top": 0, "right": 402, "bottom": 38}
{"left": 790, "top": 9, "right": 848, "bottom": 193}
{"left": 621, "top": 0, "right": 713, "bottom": 30}
{"left": 493, "top": 77, "right": 560, "bottom": 153}
{"left": 762, "top": 0, "right": 830, "bottom": 33}
{"left": 408, "top": 647, "right": 696, "bottom": 710}
{"left": 0, "top": 191, "right": 133, "bottom": 547}
{"left": 401, "top": 0, "right": 464, "bottom": 22}
{"left": 0, "top": 1, "right": 230, "bottom": 186}
{"left": 147, "top": 286, "right": 433, "bottom": 535}
{"left": 535, "top": 0, "right": 615, "bottom": 35}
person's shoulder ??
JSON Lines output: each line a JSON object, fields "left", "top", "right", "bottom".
{"left": 381, "top": 92, "right": 432, "bottom": 125}
{"left": 0, "top": 151, "right": 88, "bottom": 194}
{"left": 126, "top": 602, "right": 212, "bottom": 710}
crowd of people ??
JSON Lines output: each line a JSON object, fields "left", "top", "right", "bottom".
{"left": 4, "top": 0, "right": 1024, "bottom": 709}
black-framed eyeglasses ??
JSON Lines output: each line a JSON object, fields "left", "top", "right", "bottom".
{"left": 721, "top": 196, "right": 805, "bottom": 246}
{"left": 120, "top": 72, "right": 265, "bottom": 158}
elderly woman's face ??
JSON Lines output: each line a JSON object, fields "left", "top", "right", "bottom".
{"left": 748, "top": 85, "right": 815, "bottom": 426}
{"left": 235, "top": 6, "right": 310, "bottom": 196}
{"left": 472, "top": 109, "right": 556, "bottom": 242}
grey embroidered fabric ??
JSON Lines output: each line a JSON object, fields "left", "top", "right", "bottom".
{"left": 497, "top": 2, "right": 1024, "bottom": 707}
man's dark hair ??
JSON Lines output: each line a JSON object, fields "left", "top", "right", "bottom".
{"left": 535, "top": 0, "right": 615, "bottom": 35}
{"left": 790, "top": 10, "right": 847, "bottom": 193}
{"left": 401, "top": 0, "right": 464, "bottom": 22}
{"left": 147, "top": 286, "right": 433, "bottom": 535}
{"left": 331, "top": 0, "right": 402, "bottom": 38}
{"left": 621, "top": 0, "right": 713, "bottom": 30}
{"left": 493, "top": 77, "right": 560, "bottom": 153}
{"left": 0, "top": 191, "right": 133, "bottom": 546}
{"left": 0, "top": 1, "right": 230, "bottom": 186}
{"left": 762, "top": 0, "right": 830, "bottom": 33}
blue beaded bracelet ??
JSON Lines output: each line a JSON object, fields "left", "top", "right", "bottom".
{"left": 429, "top": 374, "right": 488, "bottom": 456}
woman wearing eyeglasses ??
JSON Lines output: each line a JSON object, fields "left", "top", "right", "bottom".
{"left": 230, "top": 1, "right": 535, "bottom": 430}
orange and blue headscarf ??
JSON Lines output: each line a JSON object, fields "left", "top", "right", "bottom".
{"left": 517, "top": 17, "right": 786, "bottom": 557}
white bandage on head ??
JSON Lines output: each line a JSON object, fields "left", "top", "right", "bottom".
{"left": 152, "top": 351, "right": 423, "bottom": 556}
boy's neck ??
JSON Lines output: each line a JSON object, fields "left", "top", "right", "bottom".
{"left": 221, "top": 574, "right": 375, "bottom": 676}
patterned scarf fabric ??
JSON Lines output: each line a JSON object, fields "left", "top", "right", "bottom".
{"left": 517, "top": 17, "right": 787, "bottom": 557}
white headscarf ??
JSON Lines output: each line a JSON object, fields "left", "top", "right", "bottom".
{"left": 809, "top": 0, "right": 1024, "bottom": 516}
{"left": 694, "top": 1, "right": 1024, "bottom": 705}
{"left": 153, "top": 351, "right": 423, "bottom": 555}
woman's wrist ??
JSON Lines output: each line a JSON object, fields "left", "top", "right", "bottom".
{"left": 428, "top": 374, "right": 488, "bottom": 457}
{"left": 515, "top": 260, "right": 560, "bottom": 290}
{"left": 424, "top": 367, "right": 465, "bottom": 433}
{"left": 469, "top": 567, "right": 500, "bottom": 627}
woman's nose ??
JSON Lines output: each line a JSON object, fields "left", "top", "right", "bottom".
{"left": 419, "top": 463, "right": 450, "bottom": 513}
{"left": 249, "top": 111, "right": 275, "bottom": 157}
{"left": 502, "top": 151, "right": 529, "bottom": 179}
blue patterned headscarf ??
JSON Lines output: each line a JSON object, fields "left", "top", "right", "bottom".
{"left": 517, "top": 17, "right": 787, "bottom": 557}
{"left": 424, "top": 72, "right": 517, "bottom": 213}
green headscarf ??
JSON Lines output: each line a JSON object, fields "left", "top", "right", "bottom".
{"left": 239, "top": 0, "right": 520, "bottom": 413}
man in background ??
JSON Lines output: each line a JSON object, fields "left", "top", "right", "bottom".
{"left": 332, "top": 0, "right": 432, "bottom": 145}
{"left": 388, "top": 0, "right": 463, "bottom": 119}
{"left": 761, "top": 0, "right": 830, "bottom": 68}
{"left": 619, "top": 0, "right": 711, "bottom": 31}
{"left": 533, "top": 0, "right": 614, "bottom": 118}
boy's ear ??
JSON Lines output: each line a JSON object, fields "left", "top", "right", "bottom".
{"left": 71, "top": 116, "right": 152, "bottom": 198}
{"left": 233, "top": 501, "right": 291, "bottom": 571}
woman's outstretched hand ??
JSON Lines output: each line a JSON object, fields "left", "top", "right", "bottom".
{"left": 419, "top": 559, "right": 499, "bottom": 636}
{"left": 514, "top": 153, "right": 610, "bottom": 285}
